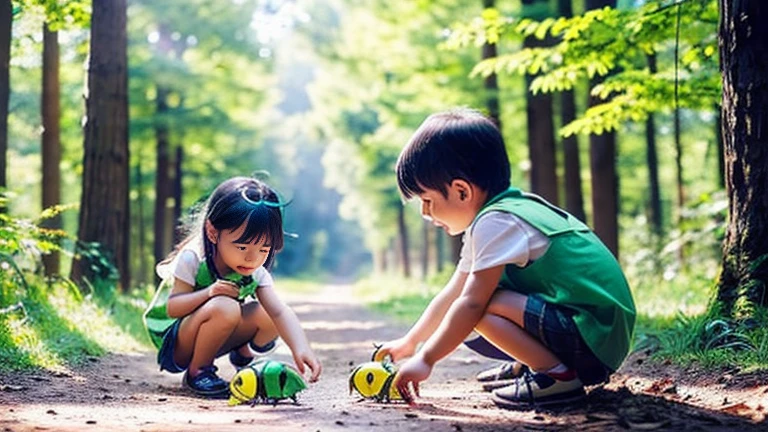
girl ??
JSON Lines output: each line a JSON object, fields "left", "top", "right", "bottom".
{"left": 144, "top": 176, "right": 322, "bottom": 397}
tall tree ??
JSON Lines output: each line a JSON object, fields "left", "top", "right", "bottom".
{"left": 586, "top": 0, "right": 619, "bottom": 257}
{"left": 41, "top": 22, "right": 61, "bottom": 275}
{"left": 716, "top": 0, "right": 768, "bottom": 314}
{"left": 523, "top": 0, "right": 558, "bottom": 204}
{"left": 0, "top": 0, "right": 10, "bottom": 196}
{"left": 558, "top": 0, "right": 585, "bottom": 222}
{"left": 645, "top": 54, "right": 662, "bottom": 235}
{"left": 71, "top": 0, "right": 130, "bottom": 290}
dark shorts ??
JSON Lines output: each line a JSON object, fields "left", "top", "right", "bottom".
{"left": 157, "top": 319, "right": 185, "bottom": 373}
{"left": 464, "top": 295, "right": 612, "bottom": 386}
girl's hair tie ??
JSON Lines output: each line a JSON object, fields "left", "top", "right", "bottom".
{"left": 239, "top": 187, "right": 290, "bottom": 209}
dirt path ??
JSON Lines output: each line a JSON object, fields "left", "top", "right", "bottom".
{"left": 1, "top": 285, "right": 767, "bottom": 431}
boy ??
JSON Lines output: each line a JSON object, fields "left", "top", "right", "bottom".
{"left": 375, "top": 108, "right": 635, "bottom": 409}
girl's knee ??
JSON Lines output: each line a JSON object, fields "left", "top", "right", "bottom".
{"left": 201, "top": 296, "right": 241, "bottom": 325}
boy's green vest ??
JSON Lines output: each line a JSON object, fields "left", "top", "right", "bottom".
{"left": 142, "top": 259, "right": 259, "bottom": 349}
{"left": 477, "top": 188, "right": 636, "bottom": 371}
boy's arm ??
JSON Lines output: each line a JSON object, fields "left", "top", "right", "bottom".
{"left": 418, "top": 264, "right": 504, "bottom": 366}
{"left": 256, "top": 285, "right": 322, "bottom": 381}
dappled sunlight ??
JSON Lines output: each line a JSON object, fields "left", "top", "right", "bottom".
{"left": 301, "top": 319, "right": 388, "bottom": 332}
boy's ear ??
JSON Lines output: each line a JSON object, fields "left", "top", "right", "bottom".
{"left": 204, "top": 220, "right": 218, "bottom": 244}
{"left": 451, "top": 179, "right": 472, "bottom": 202}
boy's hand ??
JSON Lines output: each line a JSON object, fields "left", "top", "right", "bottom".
{"left": 373, "top": 337, "right": 417, "bottom": 362}
{"left": 293, "top": 350, "right": 322, "bottom": 383}
{"left": 394, "top": 353, "right": 432, "bottom": 404}
{"left": 208, "top": 279, "right": 239, "bottom": 299}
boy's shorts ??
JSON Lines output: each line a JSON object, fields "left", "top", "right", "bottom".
{"left": 157, "top": 319, "right": 185, "bottom": 373}
{"left": 464, "top": 294, "right": 612, "bottom": 386}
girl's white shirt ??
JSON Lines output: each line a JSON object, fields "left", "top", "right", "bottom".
{"left": 155, "top": 236, "right": 274, "bottom": 287}
{"left": 457, "top": 211, "right": 550, "bottom": 274}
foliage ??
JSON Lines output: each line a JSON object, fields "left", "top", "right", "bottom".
{"left": 446, "top": 0, "right": 720, "bottom": 136}
{"left": 13, "top": 0, "right": 91, "bottom": 30}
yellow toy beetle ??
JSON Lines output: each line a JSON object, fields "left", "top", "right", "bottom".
{"left": 348, "top": 344, "right": 403, "bottom": 402}
{"left": 229, "top": 359, "right": 307, "bottom": 406}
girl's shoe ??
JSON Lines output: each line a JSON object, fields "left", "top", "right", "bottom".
{"left": 476, "top": 361, "right": 529, "bottom": 391}
{"left": 183, "top": 365, "right": 229, "bottom": 397}
{"left": 228, "top": 339, "right": 278, "bottom": 370}
{"left": 491, "top": 369, "right": 585, "bottom": 409}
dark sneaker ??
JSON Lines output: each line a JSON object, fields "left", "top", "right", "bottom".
{"left": 229, "top": 350, "right": 254, "bottom": 370}
{"left": 183, "top": 365, "right": 229, "bottom": 397}
{"left": 492, "top": 369, "right": 585, "bottom": 409}
{"left": 229, "top": 340, "right": 278, "bottom": 370}
{"left": 249, "top": 339, "right": 277, "bottom": 355}
{"left": 476, "top": 361, "right": 529, "bottom": 392}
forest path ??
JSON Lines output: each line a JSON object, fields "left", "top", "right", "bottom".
{"left": 1, "top": 284, "right": 766, "bottom": 431}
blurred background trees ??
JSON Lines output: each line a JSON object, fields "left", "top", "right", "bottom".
{"left": 1, "top": 0, "right": 761, "bottom": 321}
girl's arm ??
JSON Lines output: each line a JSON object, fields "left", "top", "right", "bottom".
{"left": 166, "top": 278, "right": 239, "bottom": 318}
{"left": 256, "top": 285, "right": 322, "bottom": 382}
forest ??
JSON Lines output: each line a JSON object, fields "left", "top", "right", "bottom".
{"left": 1, "top": 0, "right": 768, "bottom": 430}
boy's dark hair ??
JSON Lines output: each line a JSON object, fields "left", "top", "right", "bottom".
{"left": 202, "top": 177, "right": 285, "bottom": 276}
{"left": 396, "top": 108, "right": 511, "bottom": 200}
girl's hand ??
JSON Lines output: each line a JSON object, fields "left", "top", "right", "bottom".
{"left": 208, "top": 279, "right": 240, "bottom": 299}
{"left": 394, "top": 353, "right": 432, "bottom": 405}
{"left": 373, "top": 337, "right": 417, "bottom": 362}
{"left": 292, "top": 350, "right": 322, "bottom": 383}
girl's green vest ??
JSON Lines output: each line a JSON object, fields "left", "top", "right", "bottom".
{"left": 477, "top": 188, "right": 636, "bottom": 371}
{"left": 142, "top": 258, "right": 259, "bottom": 349}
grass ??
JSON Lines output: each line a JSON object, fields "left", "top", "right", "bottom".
{"left": 0, "top": 277, "right": 147, "bottom": 372}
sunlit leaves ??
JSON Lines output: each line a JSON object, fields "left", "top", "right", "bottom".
{"left": 449, "top": 0, "right": 719, "bottom": 136}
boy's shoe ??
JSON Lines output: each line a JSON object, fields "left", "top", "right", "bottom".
{"left": 183, "top": 365, "right": 229, "bottom": 397}
{"left": 491, "top": 369, "right": 585, "bottom": 409}
{"left": 228, "top": 339, "right": 278, "bottom": 370}
{"left": 476, "top": 361, "right": 529, "bottom": 392}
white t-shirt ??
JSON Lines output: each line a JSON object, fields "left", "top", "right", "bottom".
{"left": 457, "top": 211, "right": 550, "bottom": 273}
{"left": 171, "top": 248, "right": 274, "bottom": 289}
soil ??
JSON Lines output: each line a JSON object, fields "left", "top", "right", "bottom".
{"left": 1, "top": 284, "right": 767, "bottom": 431}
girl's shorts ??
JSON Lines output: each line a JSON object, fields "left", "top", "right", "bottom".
{"left": 157, "top": 319, "right": 185, "bottom": 373}
{"left": 464, "top": 294, "right": 612, "bottom": 386}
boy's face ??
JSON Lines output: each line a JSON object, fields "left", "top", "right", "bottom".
{"left": 416, "top": 181, "right": 478, "bottom": 236}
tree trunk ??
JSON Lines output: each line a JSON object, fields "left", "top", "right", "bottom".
{"left": 421, "top": 219, "right": 430, "bottom": 280}
{"left": 558, "top": 0, "right": 585, "bottom": 222}
{"left": 586, "top": 0, "right": 619, "bottom": 257}
{"left": 0, "top": 0, "right": 10, "bottom": 195}
{"left": 435, "top": 227, "right": 444, "bottom": 273}
{"left": 646, "top": 54, "right": 663, "bottom": 236}
{"left": 135, "top": 149, "right": 147, "bottom": 284}
{"left": 71, "top": 0, "right": 130, "bottom": 291}
{"left": 41, "top": 24, "right": 61, "bottom": 276}
{"left": 153, "top": 85, "right": 170, "bottom": 271}
{"left": 482, "top": 0, "right": 500, "bottom": 127}
{"left": 716, "top": 0, "right": 768, "bottom": 314}
{"left": 172, "top": 144, "right": 183, "bottom": 244}
{"left": 523, "top": 0, "right": 558, "bottom": 205}
{"left": 397, "top": 205, "right": 411, "bottom": 278}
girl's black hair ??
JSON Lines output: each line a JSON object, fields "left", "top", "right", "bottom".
{"left": 201, "top": 177, "right": 286, "bottom": 278}
{"left": 396, "top": 108, "right": 511, "bottom": 200}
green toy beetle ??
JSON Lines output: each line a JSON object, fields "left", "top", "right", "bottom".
{"left": 229, "top": 359, "right": 307, "bottom": 406}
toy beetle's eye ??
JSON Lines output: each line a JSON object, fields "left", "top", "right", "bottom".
{"left": 366, "top": 372, "right": 374, "bottom": 385}
{"left": 235, "top": 376, "right": 243, "bottom": 386}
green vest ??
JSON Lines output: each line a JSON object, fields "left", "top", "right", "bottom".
{"left": 142, "top": 259, "right": 259, "bottom": 349}
{"left": 476, "top": 188, "right": 636, "bottom": 371}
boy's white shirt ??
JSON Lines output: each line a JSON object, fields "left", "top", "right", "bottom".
{"left": 156, "top": 236, "right": 273, "bottom": 288}
{"left": 457, "top": 211, "right": 550, "bottom": 273}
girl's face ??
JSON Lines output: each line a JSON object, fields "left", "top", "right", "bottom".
{"left": 207, "top": 221, "right": 272, "bottom": 276}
